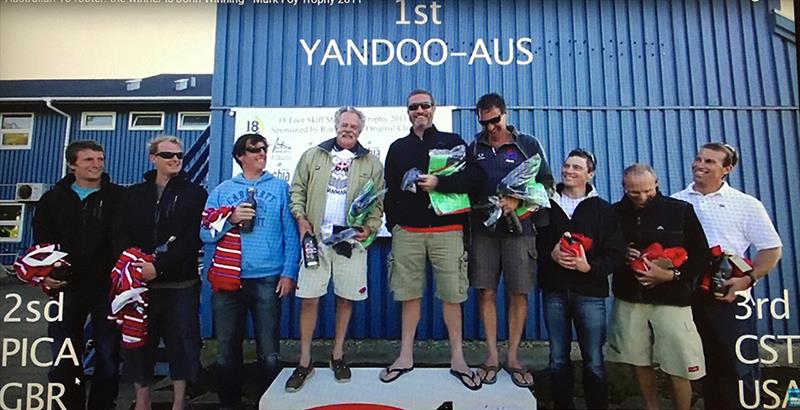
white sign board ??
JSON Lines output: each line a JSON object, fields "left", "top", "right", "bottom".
{"left": 232, "top": 106, "right": 454, "bottom": 180}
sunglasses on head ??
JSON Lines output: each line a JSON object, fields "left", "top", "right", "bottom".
{"left": 478, "top": 115, "right": 502, "bottom": 127}
{"left": 154, "top": 152, "right": 184, "bottom": 160}
{"left": 245, "top": 146, "right": 268, "bottom": 154}
{"left": 408, "top": 102, "right": 432, "bottom": 111}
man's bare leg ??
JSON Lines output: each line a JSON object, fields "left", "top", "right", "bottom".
{"left": 670, "top": 374, "right": 692, "bottom": 410}
{"left": 477, "top": 289, "right": 499, "bottom": 381}
{"left": 635, "top": 366, "right": 660, "bottom": 410}
{"left": 506, "top": 293, "right": 533, "bottom": 385}
{"left": 298, "top": 297, "right": 320, "bottom": 367}
{"left": 380, "top": 298, "right": 420, "bottom": 379}
{"left": 332, "top": 297, "right": 353, "bottom": 360}
{"left": 443, "top": 301, "right": 480, "bottom": 388}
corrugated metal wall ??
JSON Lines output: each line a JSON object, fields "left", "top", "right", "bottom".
{"left": 0, "top": 105, "right": 209, "bottom": 264}
{"left": 208, "top": 0, "right": 798, "bottom": 339}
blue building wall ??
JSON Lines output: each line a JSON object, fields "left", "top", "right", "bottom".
{"left": 212, "top": 0, "right": 796, "bottom": 340}
{"left": 0, "top": 104, "right": 210, "bottom": 265}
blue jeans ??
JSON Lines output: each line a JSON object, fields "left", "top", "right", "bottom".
{"left": 212, "top": 276, "right": 282, "bottom": 407}
{"left": 543, "top": 289, "right": 608, "bottom": 409}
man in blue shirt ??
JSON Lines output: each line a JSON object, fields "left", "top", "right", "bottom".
{"left": 201, "top": 133, "right": 301, "bottom": 409}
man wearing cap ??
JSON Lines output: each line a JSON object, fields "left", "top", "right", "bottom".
{"left": 285, "top": 106, "right": 384, "bottom": 392}
{"left": 381, "top": 89, "right": 484, "bottom": 390}
{"left": 608, "top": 164, "right": 710, "bottom": 410}
{"left": 672, "top": 142, "right": 782, "bottom": 410}
{"left": 113, "top": 135, "right": 207, "bottom": 410}
{"left": 466, "top": 92, "right": 553, "bottom": 388}
{"left": 537, "top": 149, "right": 626, "bottom": 409}
{"left": 32, "top": 140, "right": 124, "bottom": 410}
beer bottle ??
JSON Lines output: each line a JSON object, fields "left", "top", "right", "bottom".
{"left": 240, "top": 187, "right": 257, "bottom": 233}
{"left": 302, "top": 233, "right": 319, "bottom": 268}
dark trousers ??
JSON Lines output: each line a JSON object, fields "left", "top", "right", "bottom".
{"left": 48, "top": 286, "right": 120, "bottom": 410}
{"left": 693, "top": 293, "right": 761, "bottom": 410}
{"left": 122, "top": 283, "right": 202, "bottom": 386}
{"left": 212, "top": 276, "right": 282, "bottom": 407}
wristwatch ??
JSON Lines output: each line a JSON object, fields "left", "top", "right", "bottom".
{"left": 671, "top": 268, "right": 682, "bottom": 281}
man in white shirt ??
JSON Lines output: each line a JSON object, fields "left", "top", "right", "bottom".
{"left": 672, "top": 142, "right": 782, "bottom": 410}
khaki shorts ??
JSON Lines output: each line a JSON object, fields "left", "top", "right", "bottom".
{"left": 606, "top": 299, "right": 706, "bottom": 380}
{"left": 296, "top": 244, "right": 368, "bottom": 301}
{"left": 389, "top": 226, "right": 469, "bottom": 303}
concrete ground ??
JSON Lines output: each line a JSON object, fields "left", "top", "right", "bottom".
{"left": 2, "top": 275, "right": 799, "bottom": 409}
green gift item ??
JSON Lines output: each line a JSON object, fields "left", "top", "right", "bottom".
{"left": 346, "top": 179, "right": 387, "bottom": 248}
{"left": 428, "top": 145, "right": 472, "bottom": 216}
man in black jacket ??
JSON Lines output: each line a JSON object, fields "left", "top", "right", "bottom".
{"left": 113, "top": 136, "right": 207, "bottom": 410}
{"left": 608, "top": 164, "right": 710, "bottom": 410}
{"left": 380, "top": 89, "right": 484, "bottom": 390}
{"left": 467, "top": 93, "right": 553, "bottom": 388}
{"left": 32, "top": 140, "right": 124, "bottom": 410}
{"left": 537, "top": 149, "right": 626, "bottom": 409}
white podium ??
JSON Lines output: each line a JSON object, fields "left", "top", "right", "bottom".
{"left": 261, "top": 367, "right": 537, "bottom": 409}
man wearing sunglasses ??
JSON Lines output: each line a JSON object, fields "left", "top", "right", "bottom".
{"left": 113, "top": 135, "right": 207, "bottom": 410}
{"left": 201, "top": 133, "right": 301, "bottom": 408}
{"left": 466, "top": 93, "right": 554, "bottom": 389}
{"left": 537, "top": 149, "right": 626, "bottom": 409}
{"left": 381, "top": 89, "right": 484, "bottom": 390}
{"left": 672, "top": 143, "right": 782, "bottom": 410}
{"left": 285, "top": 106, "right": 385, "bottom": 392}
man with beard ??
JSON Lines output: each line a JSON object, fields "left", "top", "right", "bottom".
{"left": 672, "top": 143, "right": 782, "bottom": 410}
{"left": 381, "top": 89, "right": 484, "bottom": 390}
{"left": 33, "top": 140, "right": 124, "bottom": 410}
{"left": 608, "top": 164, "right": 709, "bottom": 410}
{"left": 286, "top": 106, "right": 384, "bottom": 391}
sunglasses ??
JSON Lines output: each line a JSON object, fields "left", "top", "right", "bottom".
{"left": 154, "top": 152, "right": 184, "bottom": 160}
{"left": 407, "top": 103, "right": 432, "bottom": 111}
{"left": 245, "top": 146, "right": 268, "bottom": 154}
{"left": 478, "top": 115, "right": 502, "bottom": 127}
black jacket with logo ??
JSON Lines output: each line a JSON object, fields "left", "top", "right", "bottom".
{"left": 113, "top": 171, "right": 207, "bottom": 284}
{"left": 467, "top": 126, "right": 554, "bottom": 236}
{"left": 612, "top": 192, "right": 711, "bottom": 306}
{"left": 384, "top": 125, "right": 483, "bottom": 230}
{"left": 537, "top": 184, "right": 627, "bottom": 297}
{"left": 32, "top": 173, "right": 124, "bottom": 288}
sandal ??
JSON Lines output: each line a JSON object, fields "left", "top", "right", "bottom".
{"left": 504, "top": 366, "right": 535, "bottom": 388}
{"left": 379, "top": 365, "right": 414, "bottom": 383}
{"left": 449, "top": 368, "right": 482, "bottom": 391}
{"left": 476, "top": 364, "right": 499, "bottom": 384}
{"left": 285, "top": 362, "right": 315, "bottom": 393}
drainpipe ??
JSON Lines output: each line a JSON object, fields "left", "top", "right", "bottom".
{"left": 44, "top": 99, "right": 71, "bottom": 178}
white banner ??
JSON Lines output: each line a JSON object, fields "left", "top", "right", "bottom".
{"left": 232, "top": 106, "right": 454, "bottom": 180}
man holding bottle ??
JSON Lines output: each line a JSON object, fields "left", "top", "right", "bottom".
{"left": 201, "top": 133, "right": 301, "bottom": 408}
{"left": 286, "top": 106, "right": 385, "bottom": 392}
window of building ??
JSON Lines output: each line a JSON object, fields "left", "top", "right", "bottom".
{"left": 0, "top": 203, "right": 24, "bottom": 242}
{"left": 128, "top": 112, "right": 165, "bottom": 131}
{"left": 178, "top": 112, "right": 211, "bottom": 130}
{"left": 0, "top": 113, "right": 34, "bottom": 149}
{"left": 81, "top": 112, "right": 116, "bottom": 131}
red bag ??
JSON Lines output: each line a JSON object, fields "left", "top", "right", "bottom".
{"left": 629, "top": 242, "right": 688, "bottom": 272}
{"left": 559, "top": 232, "right": 593, "bottom": 256}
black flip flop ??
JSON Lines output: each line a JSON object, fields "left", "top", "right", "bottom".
{"left": 379, "top": 366, "right": 414, "bottom": 383}
{"left": 505, "top": 366, "right": 535, "bottom": 388}
{"left": 449, "top": 369, "right": 482, "bottom": 391}
{"left": 477, "top": 364, "right": 499, "bottom": 385}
